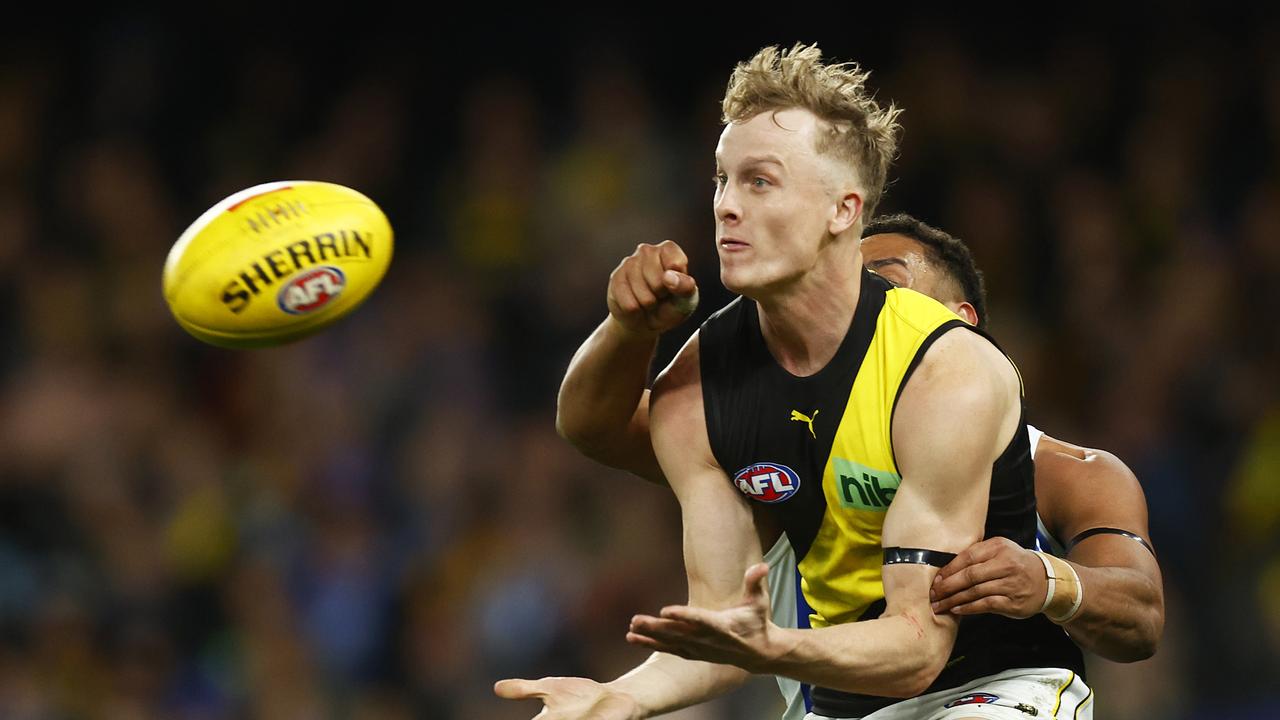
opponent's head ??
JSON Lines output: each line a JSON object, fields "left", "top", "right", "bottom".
{"left": 861, "top": 213, "right": 989, "bottom": 328}
{"left": 715, "top": 44, "right": 901, "bottom": 296}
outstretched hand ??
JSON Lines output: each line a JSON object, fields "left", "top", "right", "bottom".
{"left": 494, "top": 676, "right": 641, "bottom": 720}
{"left": 625, "top": 563, "right": 782, "bottom": 673}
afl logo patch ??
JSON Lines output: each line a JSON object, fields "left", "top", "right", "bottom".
{"left": 944, "top": 693, "right": 1000, "bottom": 708}
{"left": 278, "top": 266, "right": 345, "bottom": 315}
{"left": 732, "top": 463, "right": 800, "bottom": 503}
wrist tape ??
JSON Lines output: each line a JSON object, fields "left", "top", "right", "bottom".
{"left": 1032, "top": 551, "right": 1084, "bottom": 624}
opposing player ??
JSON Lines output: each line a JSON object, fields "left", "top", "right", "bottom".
{"left": 502, "top": 44, "right": 1089, "bottom": 719}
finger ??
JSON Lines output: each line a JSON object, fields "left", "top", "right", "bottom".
{"left": 948, "top": 595, "right": 1014, "bottom": 617}
{"left": 743, "top": 562, "right": 770, "bottom": 605}
{"left": 662, "top": 269, "right": 698, "bottom": 296}
{"left": 494, "top": 678, "right": 544, "bottom": 700}
{"left": 638, "top": 250, "right": 670, "bottom": 299}
{"left": 633, "top": 613, "right": 707, "bottom": 637}
{"left": 930, "top": 560, "right": 1006, "bottom": 602}
{"left": 609, "top": 270, "right": 642, "bottom": 316}
{"left": 657, "top": 240, "right": 689, "bottom": 273}
{"left": 934, "top": 540, "right": 998, "bottom": 582}
{"left": 626, "top": 268, "right": 660, "bottom": 309}
{"left": 626, "top": 631, "right": 695, "bottom": 659}
{"left": 931, "top": 578, "right": 1010, "bottom": 613}
{"left": 656, "top": 605, "right": 719, "bottom": 627}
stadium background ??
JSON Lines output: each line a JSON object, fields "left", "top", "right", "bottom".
{"left": 1, "top": 9, "right": 1278, "bottom": 719}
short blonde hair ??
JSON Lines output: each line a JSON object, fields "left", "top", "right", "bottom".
{"left": 722, "top": 43, "right": 902, "bottom": 219}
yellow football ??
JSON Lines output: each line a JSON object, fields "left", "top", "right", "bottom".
{"left": 163, "top": 181, "right": 393, "bottom": 348}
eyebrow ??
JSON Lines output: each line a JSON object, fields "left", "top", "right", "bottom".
{"left": 865, "top": 257, "right": 908, "bottom": 271}
{"left": 714, "top": 154, "right": 786, "bottom": 170}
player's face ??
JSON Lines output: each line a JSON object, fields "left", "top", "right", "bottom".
{"left": 861, "top": 233, "right": 968, "bottom": 320}
{"left": 713, "top": 109, "right": 847, "bottom": 296}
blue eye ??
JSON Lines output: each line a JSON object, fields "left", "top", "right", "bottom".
{"left": 752, "top": 177, "right": 770, "bottom": 188}
{"left": 713, "top": 174, "right": 727, "bottom": 187}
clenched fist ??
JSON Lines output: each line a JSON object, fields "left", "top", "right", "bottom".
{"left": 606, "top": 241, "right": 699, "bottom": 338}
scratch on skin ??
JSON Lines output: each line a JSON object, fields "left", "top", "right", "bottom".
{"left": 901, "top": 612, "right": 926, "bottom": 641}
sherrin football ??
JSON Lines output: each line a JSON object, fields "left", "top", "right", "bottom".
{"left": 163, "top": 181, "right": 393, "bottom": 348}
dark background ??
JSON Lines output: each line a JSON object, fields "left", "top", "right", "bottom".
{"left": 0, "top": 8, "right": 1277, "bottom": 719}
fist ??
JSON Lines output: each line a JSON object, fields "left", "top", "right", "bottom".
{"left": 606, "top": 241, "right": 699, "bottom": 338}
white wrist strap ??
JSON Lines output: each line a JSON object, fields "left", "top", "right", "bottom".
{"left": 1033, "top": 551, "right": 1084, "bottom": 624}
{"left": 1034, "top": 550, "right": 1057, "bottom": 614}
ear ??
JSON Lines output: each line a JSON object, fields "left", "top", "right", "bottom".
{"left": 955, "top": 301, "right": 979, "bottom": 326}
{"left": 829, "top": 190, "right": 863, "bottom": 236}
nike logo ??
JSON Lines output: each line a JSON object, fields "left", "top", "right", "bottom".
{"left": 790, "top": 409, "right": 818, "bottom": 439}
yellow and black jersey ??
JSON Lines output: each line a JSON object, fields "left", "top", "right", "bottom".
{"left": 699, "top": 269, "right": 1083, "bottom": 718}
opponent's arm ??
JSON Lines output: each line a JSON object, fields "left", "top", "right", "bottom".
{"left": 1033, "top": 440, "right": 1163, "bottom": 660}
{"left": 631, "top": 329, "right": 1021, "bottom": 698}
{"left": 555, "top": 241, "right": 698, "bottom": 484}
{"left": 929, "top": 439, "right": 1164, "bottom": 662}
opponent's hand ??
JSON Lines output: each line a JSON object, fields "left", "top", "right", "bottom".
{"left": 606, "top": 241, "right": 699, "bottom": 339}
{"left": 929, "top": 537, "right": 1048, "bottom": 618}
{"left": 494, "top": 676, "right": 642, "bottom": 720}
{"left": 625, "top": 563, "right": 780, "bottom": 673}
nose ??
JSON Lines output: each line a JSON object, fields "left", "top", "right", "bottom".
{"left": 715, "top": 182, "right": 740, "bottom": 225}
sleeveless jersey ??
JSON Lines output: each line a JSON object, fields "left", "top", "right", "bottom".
{"left": 700, "top": 270, "right": 1084, "bottom": 718}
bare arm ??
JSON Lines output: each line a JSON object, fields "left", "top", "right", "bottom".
{"left": 928, "top": 437, "right": 1165, "bottom": 662}
{"left": 1036, "top": 439, "right": 1164, "bottom": 661}
{"left": 631, "top": 328, "right": 1021, "bottom": 698}
{"left": 555, "top": 241, "right": 698, "bottom": 484}
{"left": 494, "top": 655, "right": 744, "bottom": 720}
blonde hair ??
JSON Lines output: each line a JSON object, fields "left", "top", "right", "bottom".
{"left": 722, "top": 43, "right": 902, "bottom": 219}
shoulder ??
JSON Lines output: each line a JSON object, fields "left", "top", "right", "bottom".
{"left": 882, "top": 286, "right": 961, "bottom": 333}
{"left": 1033, "top": 433, "right": 1149, "bottom": 540}
{"left": 910, "top": 326, "right": 1019, "bottom": 401}
{"left": 893, "top": 326, "right": 1022, "bottom": 470}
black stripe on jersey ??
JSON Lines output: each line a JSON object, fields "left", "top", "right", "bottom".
{"left": 700, "top": 270, "right": 889, "bottom": 562}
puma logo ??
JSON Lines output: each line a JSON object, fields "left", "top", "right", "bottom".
{"left": 790, "top": 409, "right": 818, "bottom": 439}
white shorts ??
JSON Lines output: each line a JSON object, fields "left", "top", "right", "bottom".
{"left": 804, "top": 668, "right": 1093, "bottom": 720}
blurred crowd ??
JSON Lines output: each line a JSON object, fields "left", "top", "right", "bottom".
{"left": 0, "top": 14, "right": 1277, "bottom": 720}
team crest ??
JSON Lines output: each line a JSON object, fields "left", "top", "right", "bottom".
{"left": 732, "top": 463, "right": 800, "bottom": 503}
{"left": 944, "top": 693, "right": 1000, "bottom": 708}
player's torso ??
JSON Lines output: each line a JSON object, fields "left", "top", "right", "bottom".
{"left": 702, "top": 270, "right": 962, "bottom": 626}
{"left": 700, "top": 271, "right": 1084, "bottom": 717}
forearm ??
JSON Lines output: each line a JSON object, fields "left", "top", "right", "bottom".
{"left": 1059, "top": 559, "right": 1164, "bottom": 662}
{"left": 765, "top": 611, "right": 952, "bottom": 698}
{"left": 608, "top": 652, "right": 748, "bottom": 718}
{"left": 557, "top": 316, "right": 657, "bottom": 460}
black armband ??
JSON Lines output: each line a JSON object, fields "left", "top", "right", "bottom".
{"left": 1066, "top": 527, "right": 1155, "bottom": 556}
{"left": 883, "top": 547, "right": 957, "bottom": 567}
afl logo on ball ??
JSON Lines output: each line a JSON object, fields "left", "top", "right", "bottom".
{"left": 732, "top": 463, "right": 800, "bottom": 503}
{"left": 278, "top": 266, "right": 346, "bottom": 315}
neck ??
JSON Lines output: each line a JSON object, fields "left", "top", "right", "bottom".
{"left": 754, "top": 241, "right": 863, "bottom": 377}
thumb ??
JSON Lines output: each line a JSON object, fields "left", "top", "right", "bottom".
{"left": 662, "top": 270, "right": 698, "bottom": 297}
{"left": 743, "top": 562, "right": 770, "bottom": 605}
{"left": 663, "top": 271, "right": 699, "bottom": 315}
{"left": 494, "top": 678, "right": 543, "bottom": 700}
